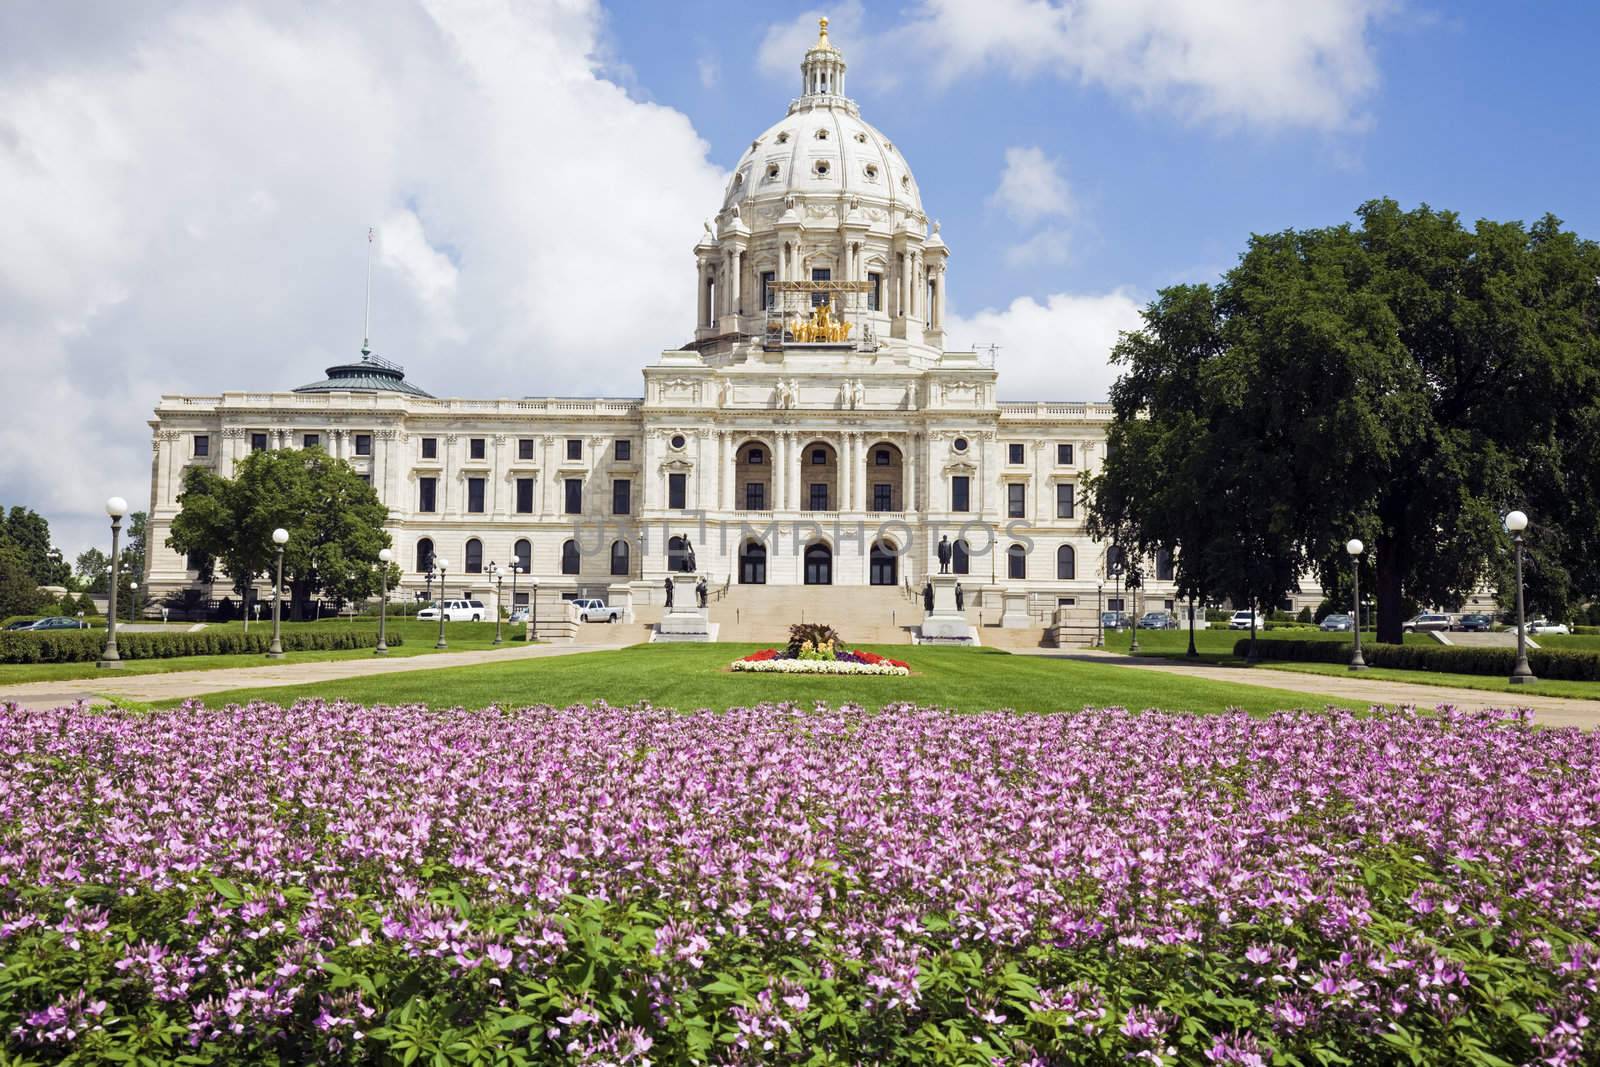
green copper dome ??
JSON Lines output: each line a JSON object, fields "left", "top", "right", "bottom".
{"left": 294, "top": 351, "right": 433, "bottom": 398}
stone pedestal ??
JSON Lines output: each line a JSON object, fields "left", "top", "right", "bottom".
{"left": 653, "top": 573, "right": 714, "bottom": 642}
{"left": 999, "top": 590, "right": 1032, "bottom": 629}
{"left": 918, "top": 574, "right": 975, "bottom": 644}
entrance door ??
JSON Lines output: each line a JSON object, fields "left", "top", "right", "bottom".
{"left": 869, "top": 542, "right": 897, "bottom": 586}
{"left": 804, "top": 543, "right": 832, "bottom": 585}
{"left": 739, "top": 542, "right": 767, "bottom": 585}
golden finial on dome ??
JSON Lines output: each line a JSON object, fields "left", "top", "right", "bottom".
{"left": 813, "top": 15, "right": 838, "bottom": 52}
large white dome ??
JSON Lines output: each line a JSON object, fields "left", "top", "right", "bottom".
{"left": 717, "top": 17, "right": 923, "bottom": 232}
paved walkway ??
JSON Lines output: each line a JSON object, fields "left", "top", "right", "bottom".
{"left": 1021, "top": 649, "right": 1600, "bottom": 729}
{"left": 0, "top": 641, "right": 632, "bottom": 711}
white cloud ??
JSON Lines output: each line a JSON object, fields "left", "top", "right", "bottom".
{"left": 946, "top": 289, "right": 1146, "bottom": 401}
{"left": 989, "top": 146, "right": 1072, "bottom": 225}
{"left": 761, "top": 0, "right": 1389, "bottom": 131}
{"left": 1003, "top": 226, "right": 1072, "bottom": 268}
{"left": 0, "top": 0, "right": 726, "bottom": 556}
{"left": 696, "top": 57, "right": 718, "bottom": 89}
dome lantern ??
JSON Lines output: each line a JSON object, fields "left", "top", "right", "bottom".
{"left": 800, "top": 17, "right": 846, "bottom": 99}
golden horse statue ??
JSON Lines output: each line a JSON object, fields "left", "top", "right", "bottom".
{"left": 791, "top": 302, "right": 852, "bottom": 343}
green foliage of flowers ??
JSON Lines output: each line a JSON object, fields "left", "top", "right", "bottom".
{"left": 786, "top": 622, "right": 841, "bottom": 657}
{"left": 2, "top": 701, "right": 1598, "bottom": 1064}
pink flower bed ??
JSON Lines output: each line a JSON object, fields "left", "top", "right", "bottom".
{"left": 0, "top": 700, "right": 1597, "bottom": 1063}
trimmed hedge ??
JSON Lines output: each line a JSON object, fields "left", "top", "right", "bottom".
{"left": 0, "top": 628, "right": 401, "bottom": 664}
{"left": 1235, "top": 637, "right": 1600, "bottom": 681}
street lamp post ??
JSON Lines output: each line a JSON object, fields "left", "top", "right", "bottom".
{"left": 1095, "top": 582, "right": 1103, "bottom": 648}
{"left": 376, "top": 548, "right": 393, "bottom": 655}
{"left": 1346, "top": 538, "right": 1367, "bottom": 671}
{"left": 1128, "top": 573, "right": 1141, "bottom": 655}
{"left": 531, "top": 581, "right": 539, "bottom": 643}
{"left": 509, "top": 562, "right": 521, "bottom": 640}
{"left": 1506, "top": 511, "right": 1536, "bottom": 685}
{"left": 1186, "top": 596, "right": 1198, "bottom": 659}
{"left": 98, "top": 497, "right": 127, "bottom": 669}
{"left": 491, "top": 562, "right": 504, "bottom": 645}
{"left": 267, "top": 528, "right": 288, "bottom": 658}
{"left": 434, "top": 558, "right": 449, "bottom": 649}
{"left": 129, "top": 582, "right": 138, "bottom": 623}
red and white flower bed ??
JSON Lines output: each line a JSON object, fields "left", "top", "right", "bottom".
{"left": 732, "top": 648, "right": 910, "bottom": 675}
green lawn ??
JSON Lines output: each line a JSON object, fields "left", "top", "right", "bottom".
{"left": 0, "top": 619, "right": 523, "bottom": 686}
{"left": 169, "top": 642, "right": 1354, "bottom": 716}
{"left": 1256, "top": 662, "right": 1600, "bottom": 701}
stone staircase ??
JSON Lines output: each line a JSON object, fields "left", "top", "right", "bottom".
{"left": 709, "top": 584, "right": 939, "bottom": 645}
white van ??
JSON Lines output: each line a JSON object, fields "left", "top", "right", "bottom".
{"left": 416, "top": 599, "right": 487, "bottom": 622}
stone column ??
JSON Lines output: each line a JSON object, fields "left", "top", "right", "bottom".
{"left": 541, "top": 435, "right": 555, "bottom": 515}
{"left": 492, "top": 434, "right": 507, "bottom": 516}
{"left": 905, "top": 437, "right": 918, "bottom": 513}
{"left": 731, "top": 251, "right": 742, "bottom": 315}
{"left": 773, "top": 433, "right": 787, "bottom": 514}
{"left": 898, "top": 253, "right": 909, "bottom": 317}
{"left": 855, "top": 434, "right": 868, "bottom": 512}
{"left": 934, "top": 268, "right": 947, "bottom": 328}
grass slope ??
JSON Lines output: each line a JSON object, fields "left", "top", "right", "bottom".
{"left": 180, "top": 642, "right": 1355, "bottom": 716}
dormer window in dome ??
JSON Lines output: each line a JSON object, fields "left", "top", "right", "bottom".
{"left": 854, "top": 132, "right": 867, "bottom": 143}
{"left": 901, "top": 175, "right": 911, "bottom": 191}
{"left": 776, "top": 132, "right": 789, "bottom": 144}
{"left": 815, "top": 128, "right": 829, "bottom": 140}
{"left": 766, "top": 163, "right": 780, "bottom": 181}
{"left": 814, "top": 160, "right": 831, "bottom": 178}
{"left": 733, "top": 171, "right": 745, "bottom": 188}
{"left": 864, "top": 163, "right": 879, "bottom": 181}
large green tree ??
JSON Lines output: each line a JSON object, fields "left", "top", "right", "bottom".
{"left": 1089, "top": 200, "right": 1600, "bottom": 644}
{"left": 0, "top": 505, "right": 71, "bottom": 586}
{"left": 167, "top": 449, "right": 392, "bottom": 620}
{"left": 0, "top": 544, "right": 46, "bottom": 618}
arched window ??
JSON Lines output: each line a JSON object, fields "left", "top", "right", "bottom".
{"left": 465, "top": 539, "right": 483, "bottom": 573}
{"left": 1156, "top": 548, "right": 1175, "bottom": 582}
{"left": 953, "top": 539, "right": 970, "bottom": 575}
{"left": 561, "top": 540, "right": 579, "bottom": 575}
{"left": 739, "top": 541, "right": 767, "bottom": 584}
{"left": 416, "top": 538, "right": 434, "bottom": 573}
{"left": 1057, "top": 544, "right": 1076, "bottom": 580}
{"left": 869, "top": 542, "right": 898, "bottom": 586}
{"left": 1007, "top": 544, "right": 1027, "bottom": 580}
{"left": 513, "top": 539, "right": 531, "bottom": 573}
{"left": 804, "top": 543, "right": 832, "bottom": 585}
{"left": 610, "top": 540, "right": 629, "bottom": 577}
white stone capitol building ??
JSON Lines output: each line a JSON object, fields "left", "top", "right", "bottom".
{"left": 146, "top": 21, "right": 1178, "bottom": 627}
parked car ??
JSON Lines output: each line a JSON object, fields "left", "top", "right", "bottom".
{"left": 1319, "top": 613, "right": 1353, "bottom": 632}
{"left": 3, "top": 619, "right": 39, "bottom": 631}
{"left": 1527, "top": 618, "right": 1571, "bottom": 635}
{"left": 1136, "top": 611, "right": 1177, "bottom": 630}
{"left": 1227, "top": 610, "right": 1266, "bottom": 631}
{"left": 28, "top": 616, "right": 88, "bottom": 630}
{"left": 1100, "top": 611, "right": 1130, "bottom": 631}
{"left": 573, "top": 598, "right": 620, "bottom": 623}
{"left": 507, "top": 608, "right": 531, "bottom": 624}
{"left": 1401, "top": 613, "right": 1451, "bottom": 633}
{"left": 415, "top": 599, "right": 487, "bottom": 622}
{"left": 1454, "top": 613, "right": 1493, "bottom": 632}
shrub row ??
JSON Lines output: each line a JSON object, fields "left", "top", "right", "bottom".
{"left": 1235, "top": 637, "right": 1600, "bottom": 681}
{"left": 0, "top": 628, "right": 400, "bottom": 664}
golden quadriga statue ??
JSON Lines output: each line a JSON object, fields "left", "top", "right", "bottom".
{"left": 791, "top": 302, "right": 852, "bottom": 343}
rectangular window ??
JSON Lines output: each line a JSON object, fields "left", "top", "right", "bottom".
{"left": 354, "top": 434, "right": 372, "bottom": 456}
{"left": 873, "top": 483, "right": 892, "bottom": 512}
{"left": 668, "top": 473, "right": 687, "bottom": 510}
{"left": 564, "top": 478, "right": 582, "bottom": 515}
{"left": 1008, "top": 443, "right": 1025, "bottom": 465}
{"left": 808, "top": 483, "right": 829, "bottom": 511}
{"left": 250, "top": 432, "right": 268, "bottom": 452}
{"left": 418, "top": 477, "right": 437, "bottom": 513}
{"left": 614, "top": 439, "right": 632, "bottom": 461}
{"left": 302, "top": 433, "right": 320, "bottom": 449}
{"left": 867, "top": 271, "right": 881, "bottom": 311}
{"left": 516, "top": 477, "right": 534, "bottom": 514}
{"left": 874, "top": 448, "right": 890, "bottom": 466}
{"left": 1008, "top": 483, "right": 1026, "bottom": 518}
{"left": 1108, "top": 597, "right": 1125, "bottom": 613}
{"left": 518, "top": 438, "right": 534, "bottom": 461}
{"left": 811, "top": 267, "right": 831, "bottom": 307}
{"left": 811, "top": 448, "right": 826, "bottom": 465}
{"left": 421, "top": 437, "right": 437, "bottom": 459}
{"left": 761, "top": 270, "right": 776, "bottom": 311}
{"left": 951, "top": 476, "right": 970, "bottom": 513}
{"left": 467, "top": 477, "right": 486, "bottom": 513}
{"left": 1056, "top": 483, "right": 1075, "bottom": 519}
{"left": 748, "top": 447, "right": 764, "bottom": 464}
{"left": 1057, "top": 443, "right": 1074, "bottom": 466}
{"left": 745, "top": 482, "right": 766, "bottom": 510}
{"left": 566, "top": 438, "right": 582, "bottom": 461}
{"left": 612, "top": 479, "right": 631, "bottom": 515}
{"left": 193, "top": 434, "right": 209, "bottom": 457}
{"left": 469, "top": 437, "right": 485, "bottom": 460}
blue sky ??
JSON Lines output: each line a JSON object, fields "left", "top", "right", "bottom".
{"left": 606, "top": 0, "right": 1599, "bottom": 313}
{"left": 2, "top": 0, "right": 1597, "bottom": 554}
